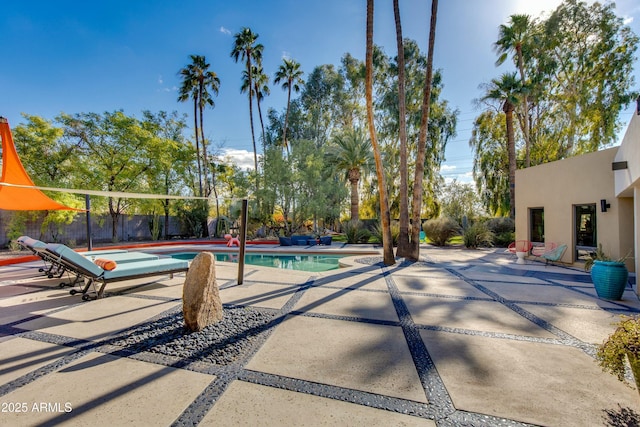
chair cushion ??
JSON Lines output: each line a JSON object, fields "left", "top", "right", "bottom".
{"left": 94, "top": 258, "right": 117, "bottom": 271}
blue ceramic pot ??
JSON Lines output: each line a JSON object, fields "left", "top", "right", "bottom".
{"left": 591, "top": 261, "right": 629, "bottom": 300}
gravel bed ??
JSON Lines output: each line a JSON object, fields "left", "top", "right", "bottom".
{"left": 108, "top": 306, "right": 277, "bottom": 365}
{"left": 355, "top": 256, "right": 432, "bottom": 267}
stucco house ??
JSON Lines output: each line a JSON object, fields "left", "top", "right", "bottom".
{"left": 515, "top": 107, "right": 639, "bottom": 276}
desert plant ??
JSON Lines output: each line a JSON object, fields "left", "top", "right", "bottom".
{"left": 343, "top": 220, "right": 371, "bottom": 244}
{"left": 463, "top": 222, "right": 495, "bottom": 249}
{"left": 584, "top": 244, "right": 631, "bottom": 272}
{"left": 371, "top": 221, "right": 400, "bottom": 246}
{"left": 422, "top": 217, "right": 460, "bottom": 246}
{"left": 597, "top": 316, "right": 640, "bottom": 388}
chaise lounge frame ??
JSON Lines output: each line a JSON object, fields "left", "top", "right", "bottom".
{"left": 45, "top": 243, "right": 189, "bottom": 300}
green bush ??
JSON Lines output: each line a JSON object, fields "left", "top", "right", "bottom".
{"left": 371, "top": 221, "right": 400, "bottom": 246}
{"left": 422, "top": 217, "right": 460, "bottom": 246}
{"left": 486, "top": 217, "right": 515, "bottom": 247}
{"left": 343, "top": 220, "right": 371, "bottom": 244}
{"left": 494, "top": 231, "right": 515, "bottom": 247}
{"left": 463, "top": 222, "right": 495, "bottom": 249}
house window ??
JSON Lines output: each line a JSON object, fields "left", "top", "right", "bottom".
{"left": 575, "top": 204, "right": 597, "bottom": 261}
{"left": 530, "top": 208, "right": 544, "bottom": 243}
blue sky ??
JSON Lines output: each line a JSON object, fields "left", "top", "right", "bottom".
{"left": 2, "top": 0, "right": 640, "bottom": 183}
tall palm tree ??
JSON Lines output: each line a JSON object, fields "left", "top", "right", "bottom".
{"left": 177, "top": 55, "right": 204, "bottom": 197}
{"left": 495, "top": 14, "right": 533, "bottom": 167}
{"left": 393, "top": 0, "right": 411, "bottom": 258}
{"left": 231, "top": 27, "right": 263, "bottom": 172}
{"left": 366, "top": 0, "right": 395, "bottom": 265}
{"left": 409, "top": 0, "right": 438, "bottom": 261}
{"left": 325, "top": 129, "right": 373, "bottom": 221}
{"left": 481, "top": 72, "right": 523, "bottom": 219}
{"left": 252, "top": 65, "right": 270, "bottom": 149}
{"left": 195, "top": 59, "right": 220, "bottom": 196}
{"left": 274, "top": 58, "right": 304, "bottom": 157}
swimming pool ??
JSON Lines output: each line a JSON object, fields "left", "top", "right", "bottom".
{"left": 170, "top": 252, "right": 345, "bottom": 272}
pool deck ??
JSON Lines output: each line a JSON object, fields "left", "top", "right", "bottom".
{"left": 1, "top": 243, "right": 639, "bottom": 426}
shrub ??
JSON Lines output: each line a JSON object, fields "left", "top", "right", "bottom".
{"left": 422, "top": 217, "right": 460, "bottom": 246}
{"left": 494, "top": 231, "right": 515, "bottom": 247}
{"left": 486, "top": 217, "right": 515, "bottom": 247}
{"left": 343, "top": 220, "right": 371, "bottom": 244}
{"left": 486, "top": 217, "right": 514, "bottom": 234}
{"left": 371, "top": 221, "right": 400, "bottom": 246}
{"left": 463, "top": 222, "right": 495, "bottom": 249}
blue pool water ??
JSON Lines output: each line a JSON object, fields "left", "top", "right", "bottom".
{"left": 171, "top": 252, "right": 344, "bottom": 272}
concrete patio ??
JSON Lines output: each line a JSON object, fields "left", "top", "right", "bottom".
{"left": 0, "top": 244, "right": 639, "bottom": 426}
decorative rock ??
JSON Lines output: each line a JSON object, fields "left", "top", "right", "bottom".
{"left": 183, "top": 252, "right": 223, "bottom": 331}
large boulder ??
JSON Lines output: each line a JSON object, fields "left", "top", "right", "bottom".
{"left": 182, "top": 252, "right": 223, "bottom": 331}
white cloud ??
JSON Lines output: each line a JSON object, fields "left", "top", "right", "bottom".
{"left": 222, "top": 148, "right": 256, "bottom": 170}
{"left": 440, "top": 164, "right": 457, "bottom": 172}
{"left": 281, "top": 51, "right": 291, "bottom": 60}
{"left": 158, "top": 75, "right": 164, "bottom": 84}
{"left": 220, "top": 26, "right": 232, "bottom": 35}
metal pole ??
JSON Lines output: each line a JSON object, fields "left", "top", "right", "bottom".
{"left": 85, "top": 194, "right": 93, "bottom": 251}
{"left": 237, "top": 199, "right": 248, "bottom": 285}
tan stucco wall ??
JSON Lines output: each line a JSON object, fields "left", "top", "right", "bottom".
{"left": 515, "top": 147, "right": 633, "bottom": 269}
{"left": 615, "top": 113, "right": 640, "bottom": 197}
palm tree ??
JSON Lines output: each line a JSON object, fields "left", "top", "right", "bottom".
{"left": 231, "top": 27, "right": 263, "bottom": 172}
{"left": 252, "top": 65, "right": 270, "bottom": 149}
{"left": 393, "top": 0, "right": 411, "bottom": 258}
{"left": 177, "top": 55, "right": 204, "bottom": 197}
{"left": 495, "top": 14, "right": 534, "bottom": 167}
{"left": 409, "top": 0, "right": 438, "bottom": 261}
{"left": 481, "top": 72, "right": 524, "bottom": 219}
{"left": 366, "top": 0, "right": 395, "bottom": 265}
{"left": 325, "top": 129, "right": 373, "bottom": 221}
{"left": 177, "top": 55, "right": 220, "bottom": 195}
{"left": 274, "top": 58, "right": 304, "bottom": 156}
{"left": 195, "top": 59, "right": 220, "bottom": 196}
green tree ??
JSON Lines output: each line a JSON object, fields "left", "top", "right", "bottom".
{"left": 141, "top": 110, "right": 194, "bottom": 239}
{"left": 481, "top": 72, "right": 523, "bottom": 219}
{"left": 13, "top": 114, "right": 83, "bottom": 239}
{"left": 409, "top": 0, "right": 439, "bottom": 260}
{"left": 366, "top": 0, "right": 394, "bottom": 265}
{"left": 469, "top": 110, "right": 510, "bottom": 216}
{"left": 61, "top": 111, "right": 156, "bottom": 241}
{"left": 178, "top": 55, "right": 204, "bottom": 196}
{"left": 542, "top": 0, "right": 638, "bottom": 155}
{"left": 252, "top": 65, "right": 270, "bottom": 148}
{"left": 495, "top": 14, "right": 535, "bottom": 167}
{"left": 231, "top": 27, "right": 264, "bottom": 172}
{"left": 439, "top": 180, "right": 484, "bottom": 226}
{"left": 393, "top": 0, "right": 411, "bottom": 258}
{"left": 325, "top": 128, "right": 373, "bottom": 221}
{"left": 274, "top": 58, "right": 304, "bottom": 156}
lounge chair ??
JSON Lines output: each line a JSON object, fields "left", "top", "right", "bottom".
{"left": 531, "top": 242, "right": 557, "bottom": 257}
{"left": 45, "top": 243, "right": 189, "bottom": 300}
{"left": 80, "top": 251, "right": 159, "bottom": 264}
{"left": 17, "top": 236, "right": 60, "bottom": 277}
{"left": 540, "top": 244, "right": 567, "bottom": 265}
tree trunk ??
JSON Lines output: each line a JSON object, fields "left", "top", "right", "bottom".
{"left": 348, "top": 169, "right": 360, "bottom": 221}
{"left": 393, "top": 0, "right": 411, "bottom": 258}
{"left": 193, "top": 99, "right": 203, "bottom": 197}
{"left": 408, "top": 0, "right": 438, "bottom": 261}
{"left": 283, "top": 85, "right": 292, "bottom": 157}
{"left": 505, "top": 103, "right": 516, "bottom": 219}
{"left": 366, "top": 0, "right": 395, "bottom": 266}
{"left": 516, "top": 46, "right": 531, "bottom": 168}
{"left": 199, "top": 88, "right": 210, "bottom": 238}
{"left": 164, "top": 199, "right": 170, "bottom": 240}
